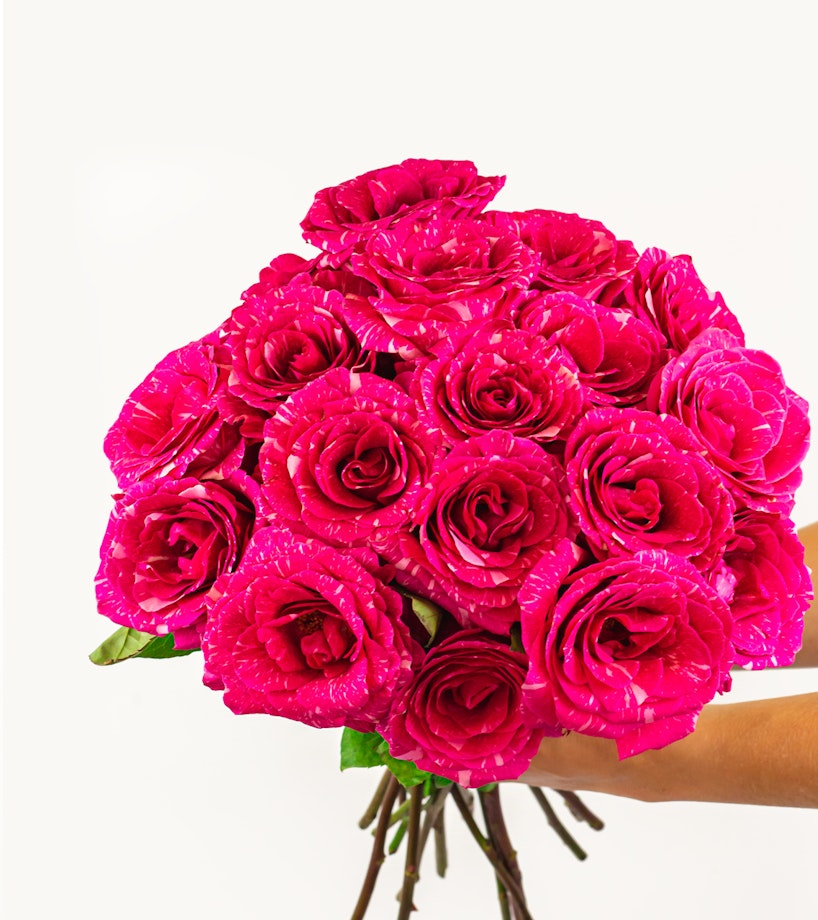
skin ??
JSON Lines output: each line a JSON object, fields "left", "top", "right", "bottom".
{"left": 520, "top": 522, "right": 818, "bottom": 807}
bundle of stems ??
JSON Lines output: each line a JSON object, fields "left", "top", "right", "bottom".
{"left": 350, "top": 771, "right": 605, "bottom": 920}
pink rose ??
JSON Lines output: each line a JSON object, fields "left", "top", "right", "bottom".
{"left": 379, "top": 430, "right": 578, "bottom": 633}
{"left": 241, "top": 253, "right": 317, "bottom": 300}
{"left": 242, "top": 253, "right": 377, "bottom": 302}
{"left": 300, "top": 158, "right": 505, "bottom": 261}
{"left": 224, "top": 278, "right": 374, "bottom": 415}
{"left": 483, "top": 209, "right": 637, "bottom": 300}
{"left": 651, "top": 330, "right": 810, "bottom": 512}
{"left": 260, "top": 369, "right": 441, "bottom": 544}
{"left": 346, "top": 218, "right": 537, "bottom": 355}
{"left": 382, "top": 629, "right": 544, "bottom": 787}
{"left": 202, "top": 528, "right": 418, "bottom": 730}
{"left": 618, "top": 248, "right": 744, "bottom": 353}
{"left": 723, "top": 510, "right": 812, "bottom": 669}
{"left": 517, "top": 292, "right": 665, "bottom": 408}
{"left": 104, "top": 339, "right": 243, "bottom": 488}
{"left": 520, "top": 544, "right": 734, "bottom": 757}
{"left": 95, "top": 473, "right": 260, "bottom": 647}
{"left": 565, "top": 408, "right": 734, "bottom": 572}
{"left": 415, "top": 321, "right": 584, "bottom": 445}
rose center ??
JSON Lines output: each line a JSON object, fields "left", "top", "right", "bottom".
{"left": 264, "top": 330, "right": 332, "bottom": 382}
{"left": 278, "top": 597, "right": 356, "bottom": 673}
{"left": 608, "top": 478, "right": 662, "bottom": 529}
{"left": 340, "top": 446, "right": 396, "bottom": 499}
{"left": 449, "top": 481, "right": 530, "bottom": 551}
{"left": 598, "top": 617, "right": 632, "bottom": 653}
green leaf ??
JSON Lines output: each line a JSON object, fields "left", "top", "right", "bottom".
{"left": 376, "top": 739, "right": 432, "bottom": 789}
{"left": 509, "top": 622, "right": 524, "bottom": 654}
{"left": 136, "top": 634, "right": 197, "bottom": 660}
{"left": 340, "top": 729, "right": 433, "bottom": 788}
{"left": 89, "top": 627, "right": 156, "bottom": 665}
{"left": 88, "top": 627, "right": 196, "bottom": 666}
{"left": 340, "top": 729, "right": 385, "bottom": 770}
{"left": 402, "top": 591, "right": 443, "bottom": 646}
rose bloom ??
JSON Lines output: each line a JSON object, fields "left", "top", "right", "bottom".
{"left": 95, "top": 473, "right": 259, "bottom": 649}
{"left": 382, "top": 629, "right": 544, "bottom": 787}
{"left": 379, "top": 430, "right": 578, "bottom": 633}
{"left": 260, "top": 369, "right": 441, "bottom": 544}
{"left": 565, "top": 407, "right": 734, "bottom": 572}
{"left": 415, "top": 321, "right": 584, "bottom": 445}
{"left": 347, "top": 217, "right": 537, "bottom": 355}
{"left": 240, "top": 253, "right": 317, "bottom": 299}
{"left": 520, "top": 543, "right": 734, "bottom": 757}
{"left": 723, "top": 509, "right": 812, "bottom": 669}
{"left": 516, "top": 291, "right": 665, "bottom": 408}
{"left": 224, "top": 278, "right": 374, "bottom": 417}
{"left": 202, "top": 527, "right": 418, "bottom": 730}
{"left": 300, "top": 158, "right": 505, "bottom": 261}
{"left": 483, "top": 209, "right": 637, "bottom": 300}
{"left": 105, "top": 338, "right": 244, "bottom": 488}
{"left": 241, "top": 252, "right": 377, "bottom": 302}
{"left": 650, "top": 330, "right": 810, "bottom": 512}
{"left": 619, "top": 248, "right": 744, "bottom": 353}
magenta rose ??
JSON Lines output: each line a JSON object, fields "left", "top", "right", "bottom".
{"left": 619, "top": 248, "right": 744, "bottom": 353}
{"left": 722, "top": 510, "right": 812, "bottom": 669}
{"left": 300, "top": 158, "right": 505, "bottom": 261}
{"left": 565, "top": 407, "right": 734, "bottom": 572}
{"left": 95, "top": 473, "right": 260, "bottom": 648}
{"left": 202, "top": 527, "right": 418, "bottom": 730}
{"left": 520, "top": 544, "right": 734, "bottom": 757}
{"left": 517, "top": 291, "right": 665, "bottom": 407}
{"left": 483, "top": 209, "right": 637, "bottom": 300}
{"left": 379, "top": 430, "right": 578, "bottom": 633}
{"left": 346, "top": 217, "right": 537, "bottom": 355}
{"left": 224, "top": 278, "right": 374, "bottom": 416}
{"left": 415, "top": 321, "right": 584, "bottom": 445}
{"left": 241, "top": 252, "right": 378, "bottom": 303}
{"left": 104, "top": 339, "right": 244, "bottom": 488}
{"left": 240, "top": 253, "right": 317, "bottom": 300}
{"left": 260, "top": 369, "right": 441, "bottom": 544}
{"left": 381, "top": 629, "right": 544, "bottom": 786}
{"left": 650, "top": 330, "right": 810, "bottom": 512}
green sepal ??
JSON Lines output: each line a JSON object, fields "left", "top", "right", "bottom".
{"left": 88, "top": 626, "right": 197, "bottom": 666}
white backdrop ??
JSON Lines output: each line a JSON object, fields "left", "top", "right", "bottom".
{"left": 5, "top": 2, "right": 817, "bottom": 918}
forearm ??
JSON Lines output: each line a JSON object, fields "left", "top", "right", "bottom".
{"left": 521, "top": 693, "right": 818, "bottom": 807}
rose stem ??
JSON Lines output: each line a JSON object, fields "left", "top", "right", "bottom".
{"left": 416, "top": 787, "right": 446, "bottom": 859}
{"left": 388, "top": 799, "right": 411, "bottom": 828}
{"left": 495, "top": 878, "right": 512, "bottom": 920}
{"left": 450, "top": 786, "right": 535, "bottom": 920}
{"left": 392, "top": 785, "right": 447, "bottom": 901}
{"left": 388, "top": 819, "right": 409, "bottom": 855}
{"left": 529, "top": 787, "right": 587, "bottom": 861}
{"left": 479, "top": 786, "right": 528, "bottom": 920}
{"left": 350, "top": 774, "right": 401, "bottom": 920}
{"left": 359, "top": 770, "right": 392, "bottom": 830}
{"left": 396, "top": 783, "right": 424, "bottom": 920}
{"left": 556, "top": 790, "right": 605, "bottom": 831}
{"left": 432, "top": 799, "right": 448, "bottom": 878}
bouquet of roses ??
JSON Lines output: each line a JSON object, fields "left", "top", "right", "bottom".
{"left": 91, "top": 158, "right": 812, "bottom": 919}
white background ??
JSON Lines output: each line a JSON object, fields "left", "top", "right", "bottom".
{"left": 4, "top": 2, "right": 817, "bottom": 918}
